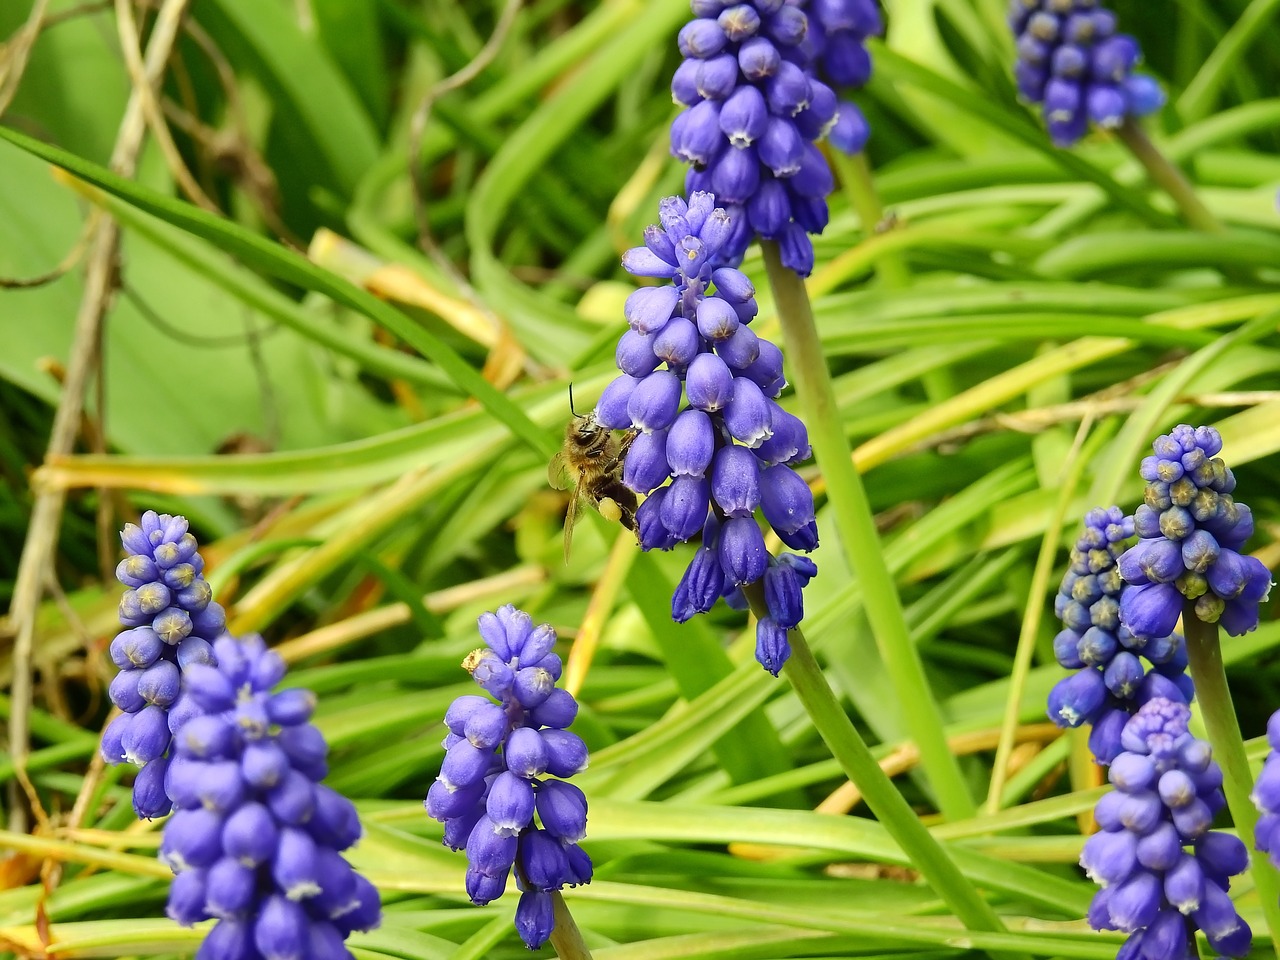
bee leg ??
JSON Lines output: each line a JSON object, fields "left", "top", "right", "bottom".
{"left": 597, "top": 497, "right": 623, "bottom": 523}
{"left": 618, "top": 500, "right": 637, "bottom": 532}
{"left": 600, "top": 481, "right": 638, "bottom": 532}
{"left": 601, "top": 429, "right": 637, "bottom": 471}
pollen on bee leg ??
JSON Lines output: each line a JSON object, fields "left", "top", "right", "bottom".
{"left": 598, "top": 498, "right": 622, "bottom": 523}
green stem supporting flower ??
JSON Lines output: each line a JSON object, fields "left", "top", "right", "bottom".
{"left": 549, "top": 892, "right": 594, "bottom": 960}
{"left": 761, "top": 240, "right": 975, "bottom": 823}
{"left": 829, "top": 149, "right": 911, "bottom": 289}
{"left": 1180, "top": 604, "right": 1280, "bottom": 949}
{"left": 1115, "top": 118, "right": 1224, "bottom": 235}
{"left": 740, "top": 582, "right": 1024, "bottom": 960}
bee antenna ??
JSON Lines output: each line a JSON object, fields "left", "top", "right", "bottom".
{"left": 568, "top": 382, "right": 579, "bottom": 418}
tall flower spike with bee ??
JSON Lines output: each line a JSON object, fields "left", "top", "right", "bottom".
{"left": 595, "top": 193, "right": 818, "bottom": 676}
{"left": 547, "top": 386, "right": 638, "bottom": 562}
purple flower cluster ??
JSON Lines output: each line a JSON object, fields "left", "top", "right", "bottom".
{"left": 100, "top": 511, "right": 228, "bottom": 818}
{"left": 1118, "top": 425, "right": 1273, "bottom": 639}
{"left": 1084, "top": 698, "right": 1251, "bottom": 959}
{"left": 1047, "top": 507, "right": 1191, "bottom": 764}
{"left": 671, "top": 0, "right": 876, "bottom": 274}
{"left": 425, "top": 605, "right": 592, "bottom": 950}
{"left": 1253, "top": 709, "right": 1280, "bottom": 867}
{"left": 160, "top": 634, "right": 381, "bottom": 959}
{"left": 804, "top": 0, "right": 881, "bottom": 100}
{"left": 600, "top": 193, "right": 818, "bottom": 675}
{"left": 1009, "top": 0, "right": 1165, "bottom": 146}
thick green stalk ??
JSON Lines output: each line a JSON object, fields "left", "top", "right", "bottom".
{"left": 549, "top": 891, "right": 594, "bottom": 960}
{"left": 761, "top": 240, "right": 975, "bottom": 822}
{"left": 1115, "top": 118, "right": 1224, "bottom": 234}
{"left": 741, "top": 584, "right": 1023, "bottom": 960}
{"left": 1181, "top": 604, "right": 1280, "bottom": 948}
{"left": 828, "top": 149, "right": 911, "bottom": 289}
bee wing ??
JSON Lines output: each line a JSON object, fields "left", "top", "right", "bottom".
{"left": 547, "top": 451, "right": 574, "bottom": 491}
{"left": 563, "top": 488, "right": 583, "bottom": 563}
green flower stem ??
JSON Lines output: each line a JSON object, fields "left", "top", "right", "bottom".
{"left": 741, "top": 583, "right": 1024, "bottom": 960}
{"left": 761, "top": 240, "right": 975, "bottom": 823}
{"left": 1115, "top": 118, "right": 1223, "bottom": 234}
{"left": 549, "top": 891, "right": 594, "bottom": 960}
{"left": 1181, "top": 603, "right": 1280, "bottom": 948}
{"left": 828, "top": 149, "right": 911, "bottom": 289}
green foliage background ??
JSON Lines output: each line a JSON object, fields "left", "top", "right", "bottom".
{"left": 2, "top": 0, "right": 1280, "bottom": 957}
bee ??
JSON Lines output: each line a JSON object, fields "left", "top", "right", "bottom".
{"left": 547, "top": 387, "right": 638, "bottom": 562}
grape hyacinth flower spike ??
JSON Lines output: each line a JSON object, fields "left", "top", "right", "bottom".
{"left": 1009, "top": 0, "right": 1165, "bottom": 146}
{"left": 803, "top": 0, "right": 881, "bottom": 101}
{"left": 162, "top": 634, "right": 381, "bottom": 958}
{"left": 425, "top": 605, "right": 593, "bottom": 951}
{"left": 1120, "top": 425, "right": 1280, "bottom": 947}
{"left": 1083, "top": 698, "right": 1250, "bottom": 959}
{"left": 670, "top": 0, "right": 877, "bottom": 274}
{"left": 603, "top": 193, "right": 818, "bottom": 676}
{"left": 1253, "top": 710, "right": 1280, "bottom": 870}
{"left": 1118, "top": 425, "right": 1272, "bottom": 639}
{"left": 1046, "top": 506, "right": 1191, "bottom": 764}
{"left": 100, "top": 511, "right": 228, "bottom": 818}
{"left": 791, "top": 0, "right": 879, "bottom": 157}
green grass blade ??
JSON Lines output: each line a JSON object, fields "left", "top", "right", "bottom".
{"left": 0, "top": 125, "right": 555, "bottom": 460}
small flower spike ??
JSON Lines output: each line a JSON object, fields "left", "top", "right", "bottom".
{"left": 426, "top": 606, "right": 592, "bottom": 950}
{"left": 1046, "top": 507, "right": 1192, "bottom": 764}
{"left": 161, "top": 634, "right": 381, "bottom": 958}
{"left": 1118, "top": 425, "right": 1272, "bottom": 639}
{"left": 101, "top": 511, "right": 227, "bottom": 818}
{"left": 607, "top": 194, "right": 818, "bottom": 675}
{"left": 1085, "top": 698, "right": 1250, "bottom": 959}
{"left": 671, "top": 0, "right": 879, "bottom": 274}
{"left": 1009, "top": 0, "right": 1165, "bottom": 146}
{"left": 1253, "top": 709, "right": 1280, "bottom": 874}
{"left": 805, "top": 0, "right": 881, "bottom": 99}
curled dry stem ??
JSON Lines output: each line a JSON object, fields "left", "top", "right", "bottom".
{"left": 6, "top": 0, "right": 195, "bottom": 833}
